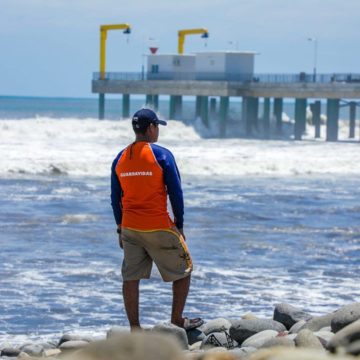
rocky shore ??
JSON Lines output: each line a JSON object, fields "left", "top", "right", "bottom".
{"left": 1, "top": 302, "right": 360, "bottom": 360}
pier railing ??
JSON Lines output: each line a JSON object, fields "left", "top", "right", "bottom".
{"left": 93, "top": 72, "right": 360, "bottom": 84}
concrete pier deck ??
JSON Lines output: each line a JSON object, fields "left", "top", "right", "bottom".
{"left": 91, "top": 72, "right": 360, "bottom": 141}
{"left": 92, "top": 79, "right": 360, "bottom": 99}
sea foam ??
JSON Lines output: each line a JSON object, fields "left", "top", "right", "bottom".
{"left": 1, "top": 117, "right": 360, "bottom": 178}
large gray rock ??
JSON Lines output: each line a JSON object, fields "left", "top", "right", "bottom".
{"left": 229, "top": 319, "right": 286, "bottom": 345}
{"left": 106, "top": 326, "right": 130, "bottom": 339}
{"left": 260, "top": 337, "right": 295, "bottom": 349}
{"left": 294, "top": 329, "right": 324, "bottom": 349}
{"left": 274, "top": 303, "right": 312, "bottom": 330}
{"left": 313, "top": 330, "right": 334, "bottom": 347}
{"left": 152, "top": 322, "right": 188, "bottom": 350}
{"left": 331, "top": 302, "right": 360, "bottom": 333}
{"left": 58, "top": 334, "right": 92, "bottom": 346}
{"left": 186, "top": 328, "right": 205, "bottom": 345}
{"left": 1, "top": 348, "right": 21, "bottom": 357}
{"left": 346, "top": 340, "right": 360, "bottom": 356}
{"left": 59, "top": 340, "right": 89, "bottom": 351}
{"left": 289, "top": 320, "right": 307, "bottom": 334}
{"left": 241, "top": 330, "right": 278, "bottom": 348}
{"left": 200, "top": 331, "right": 237, "bottom": 350}
{"left": 327, "top": 318, "right": 360, "bottom": 352}
{"left": 200, "top": 318, "right": 232, "bottom": 335}
{"left": 301, "top": 313, "right": 335, "bottom": 332}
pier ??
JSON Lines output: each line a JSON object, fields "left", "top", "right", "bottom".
{"left": 92, "top": 72, "right": 360, "bottom": 141}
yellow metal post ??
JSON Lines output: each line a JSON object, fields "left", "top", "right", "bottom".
{"left": 99, "top": 23, "right": 131, "bottom": 80}
{"left": 178, "top": 28, "right": 209, "bottom": 54}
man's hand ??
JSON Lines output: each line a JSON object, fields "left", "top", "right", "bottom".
{"left": 178, "top": 228, "right": 186, "bottom": 241}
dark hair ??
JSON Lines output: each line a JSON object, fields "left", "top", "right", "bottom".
{"left": 132, "top": 121, "right": 150, "bottom": 135}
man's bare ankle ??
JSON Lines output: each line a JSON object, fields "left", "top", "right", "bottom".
{"left": 130, "top": 325, "right": 142, "bottom": 332}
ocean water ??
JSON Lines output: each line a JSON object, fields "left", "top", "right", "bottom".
{"left": 0, "top": 97, "right": 359, "bottom": 346}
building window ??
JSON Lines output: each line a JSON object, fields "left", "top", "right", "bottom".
{"left": 151, "top": 65, "right": 159, "bottom": 73}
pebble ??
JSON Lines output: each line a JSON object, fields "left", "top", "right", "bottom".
{"left": 19, "top": 344, "right": 43, "bottom": 357}
{"left": 70, "top": 332, "right": 184, "bottom": 360}
{"left": 106, "top": 326, "right": 130, "bottom": 339}
{"left": 294, "top": 329, "right": 324, "bottom": 349}
{"left": 331, "top": 302, "right": 360, "bottom": 333}
{"left": 241, "top": 330, "right": 278, "bottom": 348}
{"left": 0, "top": 349, "right": 21, "bottom": 357}
{"left": 152, "top": 322, "right": 188, "bottom": 350}
{"left": 229, "top": 346, "right": 257, "bottom": 357}
{"left": 260, "top": 336, "right": 295, "bottom": 348}
{"left": 273, "top": 303, "right": 312, "bottom": 330}
{"left": 200, "top": 318, "right": 232, "bottom": 335}
{"left": 188, "top": 341, "right": 202, "bottom": 351}
{"left": 42, "top": 349, "right": 61, "bottom": 357}
{"left": 229, "top": 319, "right": 286, "bottom": 345}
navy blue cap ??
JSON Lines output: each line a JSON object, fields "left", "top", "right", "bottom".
{"left": 132, "top": 108, "right": 167, "bottom": 129}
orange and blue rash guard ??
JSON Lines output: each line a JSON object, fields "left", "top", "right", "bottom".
{"left": 110, "top": 142, "right": 184, "bottom": 231}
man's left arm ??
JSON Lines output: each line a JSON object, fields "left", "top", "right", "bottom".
{"left": 162, "top": 152, "right": 184, "bottom": 233}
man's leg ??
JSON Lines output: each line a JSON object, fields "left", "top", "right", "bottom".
{"left": 123, "top": 279, "right": 141, "bottom": 330}
{"left": 171, "top": 275, "right": 191, "bottom": 327}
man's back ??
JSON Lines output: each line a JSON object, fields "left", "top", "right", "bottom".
{"left": 111, "top": 141, "right": 184, "bottom": 231}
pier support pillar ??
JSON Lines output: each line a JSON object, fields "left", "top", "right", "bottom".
{"left": 122, "top": 94, "right": 130, "bottom": 118}
{"left": 263, "top": 98, "right": 270, "bottom": 138}
{"left": 210, "top": 97, "right": 217, "bottom": 117}
{"left": 274, "top": 98, "right": 283, "bottom": 135}
{"left": 146, "top": 94, "right": 152, "bottom": 106}
{"left": 99, "top": 94, "right": 105, "bottom": 120}
{"left": 153, "top": 95, "right": 159, "bottom": 111}
{"left": 174, "top": 96, "right": 182, "bottom": 119}
{"left": 200, "top": 96, "right": 209, "bottom": 127}
{"left": 195, "top": 96, "right": 201, "bottom": 118}
{"left": 169, "top": 96, "right": 176, "bottom": 119}
{"left": 219, "top": 96, "right": 229, "bottom": 137}
{"left": 245, "top": 97, "right": 258, "bottom": 136}
{"left": 349, "top": 101, "right": 356, "bottom": 139}
{"left": 326, "top": 99, "right": 340, "bottom": 142}
{"left": 294, "top": 98, "right": 307, "bottom": 140}
{"left": 169, "top": 95, "right": 182, "bottom": 119}
{"left": 310, "top": 101, "right": 321, "bottom": 138}
{"left": 145, "top": 95, "right": 158, "bottom": 110}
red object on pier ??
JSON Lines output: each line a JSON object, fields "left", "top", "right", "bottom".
{"left": 149, "top": 47, "right": 158, "bottom": 54}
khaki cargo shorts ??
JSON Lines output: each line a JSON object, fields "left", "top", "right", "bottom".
{"left": 121, "top": 227, "right": 193, "bottom": 282}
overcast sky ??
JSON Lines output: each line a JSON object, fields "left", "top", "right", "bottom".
{"left": 0, "top": 0, "right": 359, "bottom": 97}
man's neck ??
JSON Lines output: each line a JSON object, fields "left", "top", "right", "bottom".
{"left": 135, "top": 135, "right": 152, "bottom": 142}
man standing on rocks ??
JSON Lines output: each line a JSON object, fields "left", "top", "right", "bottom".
{"left": 111, "top": 108, "right": 203, "bottom": 331}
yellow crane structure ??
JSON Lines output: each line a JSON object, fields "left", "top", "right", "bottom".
{"left": 99, "top": 23, "right": 131, "bottom": 80}
{"left": 178, "top": 28, "right": 209, "bottom": 54}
